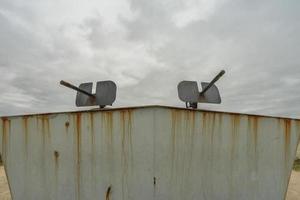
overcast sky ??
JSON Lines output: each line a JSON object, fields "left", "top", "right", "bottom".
{"left": 0, "top": 0, "right": 300, "bottom": 117}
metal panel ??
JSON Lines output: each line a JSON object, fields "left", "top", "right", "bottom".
{"left": 177, "top": 81, "right": 199, "bottom": 102}
{"left": 75, "top": 82, "right": 94, "bottom": 107}
{"left": 0, "top": 106, "right": 299, "bottom": 200}
{"left": 95, "top": 81, "right": 117, "bottom": 106}
{"left": 199, "top": 82, "right": 221, "bottom": 103}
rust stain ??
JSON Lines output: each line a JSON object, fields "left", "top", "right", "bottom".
{"left": 101, "top": 111, "right": 114, "bottom": 180}
{"left": 22, "top": 117, "right": 29, "bottom": 155}
{"left": 284, "top": 119, "right": 291, "bottom": 147}
{"left": 41, "top": 116, "right": 50, "bottom": 138}
{"left": 104, "top": 112, "right": 113, "bottom": 144}
{"left": 202, "top": 112, "right": 207, "bottom": 133}
{"left": 216, "top": 113, "right": 223, "bottom": 142}
{"left": 248, "top": 116, "right": 258, "bottom": 153}
{"left": 253, "top": 117, "right": 258, "bottom": 148}
{"left": 1, "top": 118, "right": 9, "bottom": 161}
{"left": 228, "top": 115, "right": 241, "bottom": 199}
{"left": 65, "top": 121, "right": 70, "bottom": 133}
{"left": 171, "top": 109, "right": 180, "bottom": 172}
{"left": 187, "top": 110, "right": 196, "bottom": 170}
{"left": 54, "top": 150, "right": 59, "bottom": 170}
{"left": 296, "top": 121, "right": 300, "bottom": 143}
{"left": 76, "top": 113, "right": 81, "bottom": 200}
{"left": 232, "top": 115, "right": 240, "bottom": 140}
{"left": 211, "top": 113, "right": 216, "bottom": 145}
{"left": 190, "top": 111, "right": 196, "bottom": 132}
{"left": 119, "top": 109, "right": 133, "bottom": 199}
{"left": 89, "top": 113, "right": 94, "bottom": 132}
{"left": 171, "top": 110, "right": 177, "bottom": 148}
{"left": 188, "top": 110, "right": 196, "bottom": 146}
{"left": 120, "top": 110, "right": 133, "bottom": 160}
{"left": 54, "top": 150, "right": 59, "bottom": 159}
{"left": 53, "top": 150, "right": 59, "bottom": 199}
{"left": 284, "top": 119, "right": 291, "bottom": 163}
{"left": 105, "top": 185, "right": 112, "bottom": 200}
{"left": 89, "top": 113, "right": 95, "bottom": 150}
{"left": 89, "top": 112, "right": 96, "bottom": 195}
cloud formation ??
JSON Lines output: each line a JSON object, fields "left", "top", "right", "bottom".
{"left": 0, "top": 0, "right": 300, "bottom": 118}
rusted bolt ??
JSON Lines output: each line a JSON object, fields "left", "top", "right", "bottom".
{"left": 65, "top": 121, "right": 70, "bottom": 127}
{"left": 105, "top": 185, "right": 112, "bottom": 200}
{"left": 54, "top": 151, "right": 59, "bottom": 158}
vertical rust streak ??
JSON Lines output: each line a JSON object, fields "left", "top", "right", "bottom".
{"left": 41, "top": 116, "right": 50, "bottom": 138}
{"left": 211, "top": 113, "right": 216, "bottom": 146}
{"left": 171, "top": 110, "right": 178, "bottom": 173}
{"left": 189, "top": 110, "right": 196, "bottom": 153}
{"left": 231, "top": 115, "right": 240, "bottom": 159}
{"left": 105, "top": 112, "right": 113, "bottom": 147}
{"left": 90, "top": 113, "right": 94, "bottom": 148}
{"left": 120, "top": 109, "right": 133, "bottom": 199}
{"left": 120, "top": 110, "right": 127, "bottom": 200}
{"left": 105, "top": 185, "right": 112, "bottom": 200}
{"left": 65, "top": 121, "right": 70, "bottom": 133}
{"left": 210, "top": 113, "right": 216, "bottom": 168}
{"left": 253, "top": 117, "right": 258, "bottom": 153}
{"left": 284, "top": 119, "right": 291, "bottom": 165}
{"left": 229, "top": 115, "right": 240, "bottom": 199}
{"left": 54, "top": 151, "right": 59, "bottom": 176}
{"left": 104, "top": 111, "right": 114, "bottom": 182}
{"left": 1, "top": 118, "right": 8, "bottom": 162}
{"left": 127, "top": 110, "right": 133, "bottom": 167}
{"left": 284, "top": 119, "right": 291, "bottom": 148}
{"left": 41, "top": 117, "right": 47, "bottom": 160}
{"left": 39, "top": 116, "right": 46, "bottom": 194}
{"left": 191, "top": 111, "right": 196, "bottom": 133}
{"left": 248, "top": 116, "right": 259, "bottom": 154}
{"left": 246, "top": 116, "right": 259, "bottom": 200}
{"left": 23, "top": 117, "right": 29, "bottom": 156}
{"left": 202, "top": 112, "right": 207, "bottom": 134}
{"left": 89, "top": 112, "right": 96, "bottom": 196}
{"left": 54, "top": 150, "right": 59, "bottom": 199}
{"left": 76, "top": 113, "right": 81, "bottom": 200}
{"left": 186, "top": 110, "right": 196, "bottom": 181}
{"left": 120, "top": 111, "right": 127, "bottom": 167}
{"left": 233, "top": 115, "right": 240, "bottom": 139}
{"left": 46, "top": 117, "right": 50, "bottom": 138}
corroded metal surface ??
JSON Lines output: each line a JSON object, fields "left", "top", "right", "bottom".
{"left": 0, "top": 106, "right": 299, "bottom": 200}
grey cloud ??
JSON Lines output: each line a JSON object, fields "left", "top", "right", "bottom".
{"left": 0, "top": 0, "right": 300, "bottom": 118}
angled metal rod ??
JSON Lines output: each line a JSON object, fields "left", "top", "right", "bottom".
{"left": 60, "top": 80, "right": 95, "bottom": 98}
{"left": 200, "top": 70, "right": 225, "bottom": 94}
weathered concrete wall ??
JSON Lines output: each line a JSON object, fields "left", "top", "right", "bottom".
{"left": 0, "top": 106, "right": 299, "bottom": 200}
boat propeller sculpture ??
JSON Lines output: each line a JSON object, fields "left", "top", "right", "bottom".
{"left": 177, "top": 70, "right": 225, "bottom": 109}
{"left": 60, "top": 80, "right": 117, "bottom": 108}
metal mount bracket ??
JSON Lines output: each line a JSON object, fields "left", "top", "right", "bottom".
{"left": 60, "top": 80, "right": 117, "bottom": 108}
{"left": 177, "top": 70, "right": 225, "bottom": 109}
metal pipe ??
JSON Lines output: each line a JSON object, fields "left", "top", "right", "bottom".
{"left": 60, "top": 80, "right": 95, "bottom": 98}
{"left": 200, "top": 70, "right": 225, "bottom": 94}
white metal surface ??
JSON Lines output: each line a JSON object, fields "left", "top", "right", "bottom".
{"left": 0, "top": 106, "right": 299, "bottom": 200}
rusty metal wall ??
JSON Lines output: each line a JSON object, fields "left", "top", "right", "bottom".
{"left": 0, "top": 106, "right": 299, "bottom": 200}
